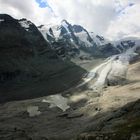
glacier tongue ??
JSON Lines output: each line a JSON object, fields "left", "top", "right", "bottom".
{"left": 95, "top": 47, "right": 137, "bottom": 89}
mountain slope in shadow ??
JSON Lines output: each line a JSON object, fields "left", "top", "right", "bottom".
{"left": 0, "top": 14, "right": 87, "bottom": 103}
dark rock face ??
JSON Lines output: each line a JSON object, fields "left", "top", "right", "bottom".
{"left": 96, "top": 35, "right": 104, "bottom": 41}
{"left": 0, "top": 14, "right": 54, "bottom": 82}
{"left": 72, "top": 25, "right": 84, "bottom": 33}
{"left": 0, "top": 14, "right": 51, "bottom": 55}
{"left": 99, "top": 43, "right": 120, "bottom": 57}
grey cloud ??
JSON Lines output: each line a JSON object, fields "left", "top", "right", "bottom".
{"left": 0, "top": 0, "right": 140, "bottom": 40}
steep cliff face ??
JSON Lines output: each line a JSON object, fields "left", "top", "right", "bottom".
{"left": 0, "top": 14, "right": 56, "bottom": 83}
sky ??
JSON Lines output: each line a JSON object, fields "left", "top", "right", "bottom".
{"left": 0, "top": 0, "right": 140, "bottom": 40}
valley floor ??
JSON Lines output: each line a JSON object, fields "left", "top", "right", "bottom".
{"left": 0, "top": 60, "right": 140, "bottom": 140}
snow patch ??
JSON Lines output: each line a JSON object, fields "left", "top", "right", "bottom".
{"left": 27, "top": 106, "right": 41, "bottom": 117}
{"left": 42, "top": 94, "right": 70, "bottom": 112}
{"left": 19, "top": 20, "right": 32, "bottom": 31}
{"left": 75, "top": 31, "right": 92, "bottom": 47}
{"left": 0, "top": 19, "right": 4, "bottom": 22}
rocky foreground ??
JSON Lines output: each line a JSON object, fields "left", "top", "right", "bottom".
{"left": 0, "top": 59, "right": 140, "bottom": 140}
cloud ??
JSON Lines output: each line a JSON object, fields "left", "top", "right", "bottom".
{"left": 46, "top": 0, "right": 140, "bottom": 39}
{"left": 106, "top": 1, "right": 140, "bottom": 40}
{"left": 0, "top": 0, "right": 140, "bottom": 40}
{"left": 36, "top": 0, "right": 48, "bottom": 8}
{"left": 0, "top": 0, "right": 56, "bottom": 26}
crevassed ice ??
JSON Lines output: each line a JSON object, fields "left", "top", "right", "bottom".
{"left": 42, "top": 94, "right": 70, "bottom": 112}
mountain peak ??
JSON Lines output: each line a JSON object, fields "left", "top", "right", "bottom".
{"left": 61, "top": 19, "right": 69, "bottom": 25}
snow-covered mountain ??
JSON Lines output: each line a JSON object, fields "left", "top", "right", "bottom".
{"left": 1, "top": 13, "right": 138, "bottom": 60}
{"left": 38, "top": 20, "right": 138, "bottom": 59}
{"left": 38, "top": 20, "right": 93, "bottom": 59}
{"left": 38, "top": 20, "right": 96, "bottom": 47}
